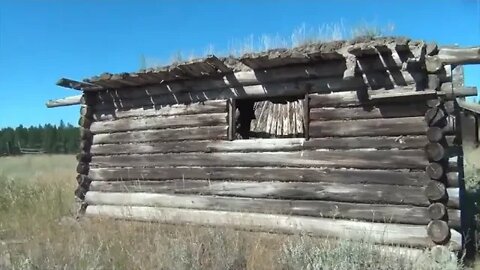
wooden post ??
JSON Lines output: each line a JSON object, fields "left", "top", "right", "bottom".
{"left": 228, "top": 98, "right": 236, "bottom": 141}
{"left": 304, "top": 93, "right": 310, "bottom": 140}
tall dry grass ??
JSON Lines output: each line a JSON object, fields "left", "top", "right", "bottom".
{"left": 0, "top": 155, "right": 463, "bottom": 269}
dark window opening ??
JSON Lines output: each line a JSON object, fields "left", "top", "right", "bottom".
{"left": 234, "top": 96, "right": 305, "bottom": 139}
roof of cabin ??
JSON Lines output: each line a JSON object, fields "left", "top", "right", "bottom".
{"left": 56, "top": 36, "right": 429, "bottom": 92}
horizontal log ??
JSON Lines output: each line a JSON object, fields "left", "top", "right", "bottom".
{"left": 46, "top": 95, "right": 82, "bottom": 108}
{"left": 426, "top": 47, "right": 480, "bottom": 72}
{"left": 88, "top": 180, "right": 433, "bottom": 206}
{"left": 425, "top": 181, "right": 447, "bottom": 202}
{"left": 94, "top": 100, "right": 227, "bottom": 121}
{"left": 446, "top": 172, "right": 459, "bottom": 188}
{"left": 309, "top": 103, "right": 429, "bottom": 121}
{"left": 88, "top": 167, "right": 430, "bottom": 186}
{"left": 457, "top": 99, "right": 480, "bottom": 115}
{"left": 85, "top": 205, "right": 462, "bottom": 250}
{"left": 92, "top": 126, "right": 228, "bottom": 144}
{"left": 426, "top": 127, "right": 456, "bottom": 142}
{"left": 84, "top": 191, "right": 460, "bottom": 228}
{"left": 427, "top": 203, "right": 447, "bottom": 220}
{"left": 90, "top": 113, "right": 227, "bottom": 134}
{"left": 91, "top": 136, "right": 430, "bottom": 155}
{"left": 90, "top": 150, "right": 428, "bottom": 170}
{"left": 310, "top": 117, "right": 427, "bottom": 137}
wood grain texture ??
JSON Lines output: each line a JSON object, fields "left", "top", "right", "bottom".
{"left": 90, "top": 113, "right": 227, "bottom": 134}
{"left": 85, "top": 205, "right": 462, "bottom": 250}
{"left": 90, "top": 150, "right": 428, "bottom": 170}
{"left": 310, "top": 117, "right": 427, "bottom": 137}
{"left": 88, "top": 167, "right": 429, "bottom": 186}
{"left": 90, "top": 136, "right": 430, "bottom": 155}
{"left": 88, "top": 180, "right": 431, "bottom": 206}
{"left": 92, "top": 126, "right": 228, "bottom": 144}
{"left": 309, "top": 103, "right": 429, "bottom": 121}
{"left": 84, "top": 191, "right": 459, "bottom": 228}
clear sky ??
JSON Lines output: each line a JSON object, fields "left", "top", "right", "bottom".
{"left": 1, "top": 0, "right": 479, "bottom": 128}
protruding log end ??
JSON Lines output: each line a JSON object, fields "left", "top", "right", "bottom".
{"left": 76, "top": 162, "right": 89, "bottom": 175}
{"left": 446, "top": 172, "right": 459, "bottom": 188}
{"left": 425, "top": 107, "right": 446, "bottom": 127}
{"left": 76, "top": 152, "right": 92, "bottom": 163}
{"left": 80, "top": 128, "right": 93, "bottom": 140}
{"left": 425, "top": 181, "right": 447, "bottom": 202}
{"left": 427, "top": 203, "right": 447, "bottom": 220}
{"left": 76, "top": 174, "right": 92, "bottom": 188}
{"left": 426, "top": 127, "right": 444, "bottom": 142}
{"left": 80, "top": 105, "right": 94, "bottom": 119}
{"left": 78, "top": 117, "right": 93, "bottom": 128}
{"left": 425, "top": 143, "right": 445, "bottom": 162}
{"left": 427, "top": 220, "right": 451, "bottom": 244}
{"left": 426, "top": 163, "right": 444, "bottom": 180}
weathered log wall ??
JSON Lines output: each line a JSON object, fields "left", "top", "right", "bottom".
{"left": 64, "top": 38, "right": 480, "bottom": 252}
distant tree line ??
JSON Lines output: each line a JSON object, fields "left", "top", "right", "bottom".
{"left": 0, "top": 121, "right": 79, "bottom": 155}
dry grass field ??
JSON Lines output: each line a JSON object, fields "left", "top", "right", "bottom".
{"left": 0, "top": 155, "right": 465, "bottom": 269}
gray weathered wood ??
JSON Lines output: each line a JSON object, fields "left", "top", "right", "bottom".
{"left": 46, "top": 95, "right": 82, "bottom": 108}
{"left": 89, "top": 113, "right": 227, "bottom": 134}
{"left": 88, "top": 180, "right": 432, "bottom": 206}
{"left": 92, "top": 126, "right": 228, "bottom": 144}
{"left": 425, "top": 181, "right": 447, "bottom": 202}
{"left": 426, "top": 47, "right": 480, "bottom": 72}
{"left": 88, "top": 167, "right": 430, "bottom": 186}
{"left": 425, "top": 143, "right": 445, "bottom": 162}
{"left": 85, "top": 205, "right": 462, "bottom": 250}
{"left": 427, "top": 220, "right": 451, "bottom": 244}
{"left": 427, "top": 203, "right": 447, "bottom": 220}
{"left": 90, "top": 136, "right": 430, "bottom": 155}
{"left": 84, "top": 191, "right": 460, "bottom": 228}
{"left": 94, "top": 100, "right": 227, "bottom": 121}
{"left": 228, "top": 99, "right": 236, "bottom": 141}
{"left": 90, "top": 150, "right": 428, "bottom": 170}
{"left": 309, "top": 103, "right": 429, "bottom": 121}
{"left": 310, "top": 117, "right": 427, "bottom": 137}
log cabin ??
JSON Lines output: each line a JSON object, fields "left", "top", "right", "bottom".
{"left": 47, "top": 37, "right": 480, "bottom": 255}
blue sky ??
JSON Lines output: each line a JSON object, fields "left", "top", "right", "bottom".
{"left": 1, "top": 0, "right": 479, "bottom": 128}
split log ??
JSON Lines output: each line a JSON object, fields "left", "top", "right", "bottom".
{"left": 45, "top": 95, "right": 82, "bottom": 108}
{"left": 309, "top": 103, "right": 429, "bottom": 121}
{"left": 93, "top": 100, "right": 227, "bottom": 121}
{"left": 90, "top": 150, "right": 428, "bottom": 170}
{"left": 88, "top": 180, "right": 434, "bottom": 207}
{"left": 427, "top": 220, "right": 451, "bottom": 244}
{"left": 89, "top": 113, "right": 227, "bottom": 134}
{"left": 85, "top": 205, "right": 462, "bottom": 250}
{"left": 90, "top": 137, "right": 430, "bottom": 155}
{"left": 427, "top": 203, "right": 447, "bottom": 220}
{"left": 84, "top": 191, "right": 460, "bottom": 227}
{"left": 309, "top": 117, "right": 427, "bottom": 137}
{"left": 425, "top": 181, "right": 447, "bottom": 202}
{"left": 92, "top": 126, "right": 228, "bottom": 144}
{"left": 88, "top": 167, "right": 430, "bottom": 186}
